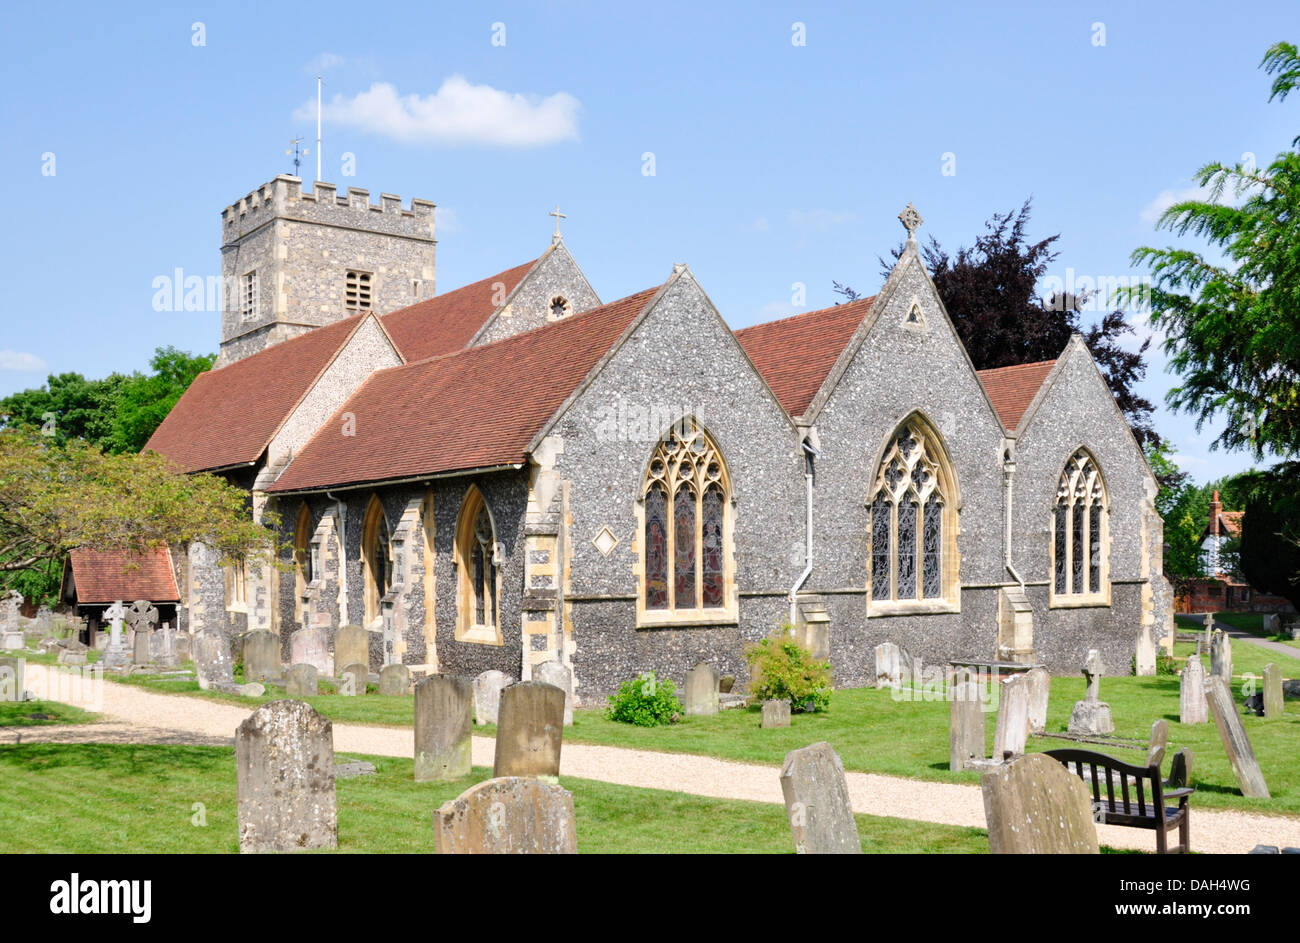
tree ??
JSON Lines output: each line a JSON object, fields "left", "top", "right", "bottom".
{"left": 1239, "top": 465, "right": 1300, "bottom": 609}
{"left": 0, "top": 429, "right": 280, "bottom": 581}
{"left": 836, "top": 200, "right": 1158, "bottom": 446}
{"left": 0, "top": 371, "right": 126, "bottom": 450}
{"left": 110, "top": 346, "right": 215, "bottom": 453}
{"left": 1125, "top": 41, "right": 1300, "bottom": 459}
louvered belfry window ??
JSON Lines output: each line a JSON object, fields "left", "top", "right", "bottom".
{"left": 346, "top": 270, "right": 372, "bottom": 311}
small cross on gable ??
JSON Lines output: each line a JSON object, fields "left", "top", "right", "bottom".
{"left": 549, "top": 204, "right": 567, "bottom": 243}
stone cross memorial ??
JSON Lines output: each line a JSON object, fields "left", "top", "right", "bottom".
{"left": 1067, "top": 649, "right": 1114, "bottom": 736}
{"left": 493, "top": 681, "right": 565, "bottom": 778}
{"left": 473, "top": 670, "right": 511, "bottom": 725}
{"left": 433, "top": 776, "right": 577, "bottom": 854}
{"left": 778, "top": 742, "right": 861, "bottom": 854}
{"left": 414, "top": 674, "right": 473, "bottom": 781}
{"left": 982, "top": 753, "right": 1099, "bottom": 854}
{"left": 235, "top": 700, "right": 337, "bottom": 853}
{"left": 101, "top": 599, "right": 130, "bottom": 668}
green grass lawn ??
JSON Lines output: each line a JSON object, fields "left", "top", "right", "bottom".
{"left": 0, "top": 743, "right": 991, "bottom": 853}
{"left": 1177, "top": 611, "right": 1300, "bottom": 648}
{"left": 0, "top": 700, "right": 97, "bottom": 727}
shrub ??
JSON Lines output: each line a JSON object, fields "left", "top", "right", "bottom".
{"left": 606, "top": 671, "right": 682, "bottom": 726}
{"left": 1155, "top": 650, "right": 1177, "bottom": 676}
{"left": 745, "top": 628, "right": 832, "bottom": 713}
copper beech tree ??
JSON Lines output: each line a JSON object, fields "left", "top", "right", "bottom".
{"left": 0, "top": 429, "right": 281, "bottom": 577}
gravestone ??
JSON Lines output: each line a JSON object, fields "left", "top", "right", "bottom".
{"left": 150, "top": 622, "right": 179, "bottom": 667}
{"left": 493, "top": 681, "right": 565, "bottom": 778}
{"left": 132, "top": 628, "right": 152, "bottom": 666}
{"left": 1204, "top": 611, "right": 1214, "bottom": 649}
{"left": 761, "top": 698, "right": 791, "bottom": 728}
{"left": 1180, "top": 656, "right": 1209, "bottom": 724}
{"left": 243, "top": 630, "right": 281, "bottom": 682}
{"left": 289, "top": 626, "right": 332, "bottom": 676}
{"left": 1167, "top": 748, "right": 1194, "bottom": 789}
{"left": 126, "top": 599, "right": 158, "bottom": 636}
{"left": 982, "top": 753, "right": 1099, "bottom": 854}
{"left": 174, "top": 632, "right": 191, "bottom": 662}
{"left": 949, "top": 666, "right": 985, "bottom": 772}
{"left": 0, "top": 591, "right": 24, "bottom": 650}
{"left": 1263, "top": 663, "right": 1283, "bottom": 720}
{"left": 57, "top": 649, "right": 87, "bottom": 665}
{"left": 285, "top": 663, "right": 319, "bottom": 697}
{"left": 533, "top": 660, "right": 575, "bottom": 725}
{"left": 193, "top": 631, "right": 234, "bottom": 690}
{"left": 1067, "top": 649, "right": 1113, "bottom": 736}
{"left": 101, "top": 599, "right": 130, "bottom": 668}
{"left": 875, "top": 642, "right": 901, "bottom": 689}
{"left": 992, "top": 672, "right": 1031, "bottom": 761}
{"left": 235, "top": 700, "right": 337, "bottom": 853}
{"left": 433, "top": 777, "right": 577, "bottom": 854}
{"left": 778, "top": 742, "right": 861, "bottom": 854}
{"left": 1263, "top": 613, "right": 1281, "bottom": 634}
{"left": 473, "top": 670, "right": 511, "bottom": 724}
{"left": 1205, "top": 675, "right": 1270, "bottom": 798}
{"left": 414, "top": 674, "right": 473, "bottom": 781}
{"left": 1210, "top": 629, "right": 1232, "bottom": 682}
{"left": 1025, "top": 666, "right": 1049, "bottom": 735}
{"left": 35, "top": 605, "right": 53, "bottom": 635}
{"left": 379, "top": 663, "right": 410, "bottom": 696}
{"left": 339, "top": 662, "right": 368, "bottom": 697}
{"left": 0, "top": 656, "right": 24, "bottom": 702}
{"left": 1146, "top": 719, "right": 1169, "bottom": 770}
{"left": 334, "top": 624, "right": 369, "bottom": 674}
{"left": 683, "top": 662, "right": 719, "bottom": 717}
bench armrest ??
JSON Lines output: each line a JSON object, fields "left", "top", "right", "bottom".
{"left": 1163, "top": 787, "right": 1194, "bottom": 801}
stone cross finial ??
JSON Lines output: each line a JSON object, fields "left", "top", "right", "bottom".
{"left": 898, "top": 202, "right": 923, "bottom": 239}
{"left": 1082, "top": 649, "right": 1104, "bottom": 703}
{"left": 549, "top": 204, "right": 566, "bottom": 242}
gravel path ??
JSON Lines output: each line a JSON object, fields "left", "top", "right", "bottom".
{"left": 10, "top": 664, "right": 1299, "bottom": 854}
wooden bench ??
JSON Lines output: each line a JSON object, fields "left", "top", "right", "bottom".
{"left": 1044, "top": 748, "right": 1193, "bottom": 854}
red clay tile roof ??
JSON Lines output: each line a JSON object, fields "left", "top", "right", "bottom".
{"left": 67, "top": 547, "right": 179, "bottom": 604}
{"left": 381, "top": 259, "right": 536, "bottom": 361}
{"left": 976, "top": 359, "right": 1057, "bottom": 431}
{"left": 1219, "top": 511, "right": 1243, "bottom": 538}
{"left": 145, "top": 316, "right": 368, "bottom": 473}
{"left": 734, "top": 297, "right": 876, "bottom": 417}
{"left": 269, "top": 285, "right": 663, "bottom": 492}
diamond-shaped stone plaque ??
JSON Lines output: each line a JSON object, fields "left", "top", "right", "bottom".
{"left": 592, "top": 527, "right": 619, "bottom": 556}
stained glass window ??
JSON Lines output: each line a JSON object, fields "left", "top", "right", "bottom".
{"left": 701, "top": 485, "right": 724, "bottom": 607}
{"left": 897, "top": 497, "right": 917, "bottom": 599}
{"left": 456, "top": 488, "right": 499, "bottom": 638}
{"left": 645, "top": 483, "right": 669, "bottom": 609}
{"left": 1054, "top": 451, "right": 1107, "bottom": 598}
{"left": 674, "top": 485, "right": 697, "bottom": 608}
{"left": 923, "top": 500, "right": 942, "bottom": 599}
{"left": 1054, "top": 504, "right": 1068, "bottom": 594}
{"left": 871, "top": 495, "right": 891, "bottom": 600}
{"left": 1089, "top": 503, "right": 1102, "bottom": 594}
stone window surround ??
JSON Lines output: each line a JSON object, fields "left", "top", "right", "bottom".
{"left": 361, "top": 494, "right": 392, "bottom": 630}
{"left": 345, "top": 268, "right": 373, "bottom": 312}
{"left": 454, "top": 485, "right": 504, "bottom": 646}
{"left": 1048, "top": 447, "right": 1112, "bottom": 610}
{"left": 292, "top": 502, "right": 313, "bottom": 625}
{"left": 224, "top": 558, "right": 248, "bottom": 613}
{"left": 240, "top": 270, "right": 259, "bottom": 322}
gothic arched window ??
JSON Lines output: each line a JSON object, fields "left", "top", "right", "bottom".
{"left": 639, "top": 420, "right": 735, "bottom": 625}
{"left": 293, "top": 503, "right": 313, "bottom": 626}
{"left": 1051, "top": 450, "right": 1109, "bottom": 605}
{"left": 456, "top": 486, "right": 502, "bottom": 644}
{"left": 868, "top": 417, "right": 958, "bottom": 611}
{"left": 362, "top": 495, "right": 392, "bottom": 628}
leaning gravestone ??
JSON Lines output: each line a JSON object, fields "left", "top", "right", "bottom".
{"left": 333, "top": 624, "right": 369, "bottom": 674}
{"left": 949, "top": 666, "right": 985, "bottom": 772}
{"left": 289, "top": 626, "right": 332, "bottom": 676}
{"left": 1167, "top": 749, "right": 1194, "bottom": 789}
{"left": 494, "top": 681, "right": 565, "bottom": 778}
{"left": 414, "top": 674, "right": 473, "bottom": 781}
{"left": 433, "top": 776, "right": 577, "bottom": 854}
{"left": 379, "top": 663, "right": 410, "bottom": 696}
{"left": 0, "top": 656, "right": 24, "bottom": 702}
{"left": 285, "top": 663, "right": 319, "bottom": 697}
{"left": 193, "top": 631, "right": 234, "bottom": 690}
{"left": 981, "top": 753, "right": 1099, "bottom": 854}
{"left": 683, "top": 662, "right": 719, "bottom": 717}
{"left": 339, "top": 662, "right": 368, "bottom": 697}
{"left": 1263, "top": 663, "right": 1283, "bottom": 720}
{"left": 762, "top": 698, "right": 791, "bottom": 728}
{"left": 473, "top": 670, "right": 511, "bottom": 724}
{"left": 1024, "top": 666, "right": 1050, "bottom": 735}
{"left": 779, "top": 742, "right": 860, "bottom": 854}
{"left": 992, "top": 672, "right": 1031, "bottom": 761}
{"left": 533, "top": 660, "right": 575, "bottom": 725}
{"left": 1146, "top": 719, "right": 1169, "bottom": 770}
{"left": 235, "top": 700, "right": 337, "bottom": 853}
{"left": 875, "top": 642, "right": 901, "bottom": 689}
{"left": 243, "top": 630, "right": 281, "bottom": 683}
{"left": 1210, "top": 629, "right": 1232, "bottom": 682}
{"left": 1180, "top": 656, "right": 1209, "bottom": 724}
{"left": 1067, "top": 649, "right": 1114, "bottom": 736}
{"left": 1205, "top": 675, "right": 1270, "bottom": 798}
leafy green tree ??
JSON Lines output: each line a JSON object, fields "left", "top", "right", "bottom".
{"left": 110, "top": 346, "right": 215, "bottom": 453}
{"left": 0, "top": 371, "right": 125, "bottom": 450}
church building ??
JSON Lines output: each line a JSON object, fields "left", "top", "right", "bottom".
{"left": 144, "top": 176, "right": 1174, "bottom": 700}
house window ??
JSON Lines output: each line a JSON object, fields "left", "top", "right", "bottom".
{"left": 455, "top": 486, "right": 502, "bottom": 644}
{"left": 240, "top": 271, "right": 258, "bottom": 322}
{"left": 1050, "top": 449, "right": 1110, "bottom": 606}
{"left": 346, "top": 270, "right": 373, "bottom": 311}
{"left": 638, "top": 419, "right": 736, "bottom": 626}
{"left": 867, "top": 416, "right": 958, "bottom": 612}
{"left": 361, "top": 496, "right": 392, "bottom": 628}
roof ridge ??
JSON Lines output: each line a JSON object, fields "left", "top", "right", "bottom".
{"left": 735, "top": 294, "right": 877, "bottom": 335}
{"left": 976, "top": 357, "right": 1059, "bottom": 375}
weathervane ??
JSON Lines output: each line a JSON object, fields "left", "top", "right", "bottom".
{"left": 549, "top": 204, "right": 567, "bottom": 243}
{"left": 286, "top": 137, "right": 309, "bottom": 177}
{"left": 899, "top": 202, "right": 923, "bottom": 240}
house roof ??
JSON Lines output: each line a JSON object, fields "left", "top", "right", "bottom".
{"left": 734, "top": 297, "right": 876, "bottom": 417}
{"left": 1220, "top": 511, "right": 1243, "bottom": 537}
{"left": 268, "top": 284, "right": 663, "bottom": 493}
{"left": 66, "top": 546, "right": 180, "bottom": 605}
{"left": 381, "top": 258, "right": 537, "bottom": 361}
{"left": 975, "top": 359, "right": 1058, "bottom": 432}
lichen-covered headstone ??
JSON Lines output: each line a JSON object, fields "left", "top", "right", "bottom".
{"left": 761, "top": 698, "right": 791, "bottom": 728}
{"left": 379, "top": 663, "right": 410, "bottom": 696}
{"left": 1180, "top": 656, "right": 1208, "bottom": 724}
{"left": 1067, "top": 649, "right": 1113, "bottom": 736}
{"left": 285, "top": 663, "right": 319, "bottom": 697}
{"left": 339, "top": 662, "right": 368, "bottom": 697}
{"left": 333, "top": 624, "right": 369, "bottom": 674}
{"left": 982, "top": 753, "right": 1099, "bottom": 854}
{"left": 875, "top": 642, "right": 901, "bottom": 689}
{"left": 433, "top": 776, "right": 576, "bottom": 854}
{"left": 473, "top": 670, "right": 510, "bottom": 724}
{"left": 235, "top": 700, "right": 337, "bottom": 853}
{"left": 1025, "top": 666, "right": 1049, "bottom": 735}
{"left": 992, "top": 672, "right": 1031, "bottom": 761}
{"left": 193, "top": 631, "right": 234, "bottom": 690}
{"left": 1263, "top": 663, "right": 1283, "bottom": 720}
{"left": 414, "top": 674, "right": 473, "bottom": 781}
{"left": 289, "top": 626, "right": 332, "bottom": 676}
{"left": 682, "top": 662, "right": 718, "bottom": 717}
{"left": 779, "top": 741, "right": 860, "bottom": 854}
{"left": 1210, "top": 629, "right": 1232, "bottom": 682}
{"left": 493, "top": 681, "right": 564, "bottom": 778}
{"left": 533, "top": 660, "right": 575, "bottom": 725}
{"left": 949, "top": 666, "right": 985, "bottom": 771}
{"left": 243, "top": 630, "right": 281, "bottom": 682}
{"left": 1205, "top": 675, "right": 1269, "bottom": 798}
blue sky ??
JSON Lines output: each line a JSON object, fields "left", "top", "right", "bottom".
{"left": 0, "top": 0, "right": 1295, "bottom": 484}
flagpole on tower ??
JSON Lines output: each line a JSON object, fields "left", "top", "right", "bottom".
{"left": 316, "top": 76, "right": 323, "bottom": 183}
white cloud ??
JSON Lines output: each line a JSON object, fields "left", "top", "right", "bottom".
{"left": 295, "top": 77, "right": 581, "bottom": 148}
{"left": 437, "top": 206, "right": 462, "bottom": 234}
{"left": 304, "top": 52, "right": 345, "bottom": 75}
{"left": 1139, "top": 184, "right": 1215, "bottom": 226}
{"left": 755, "top": 299, "right": 799, "bottom": 321}
{"left": 787, "top": 209, "right": 856, "bottom": 233}
{"left": 0, "top": 351, "right": 46, "bottom": 372}
{"left": 1170, "top": 452, "right": 1209, "bottom": 468}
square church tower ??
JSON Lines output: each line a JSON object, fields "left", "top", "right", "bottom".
{"left": 218, "top": 175, "right": 436, "bottom": 365}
